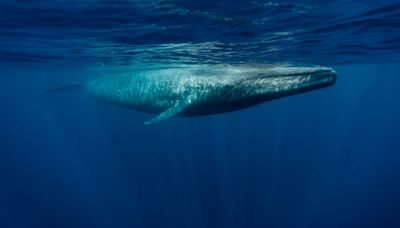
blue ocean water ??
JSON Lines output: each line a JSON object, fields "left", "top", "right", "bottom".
{"left": 1, "top": 1, "right": 400, "bottom": 227}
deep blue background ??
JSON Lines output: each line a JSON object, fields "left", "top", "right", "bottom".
{"left": 1, "top": 0, "right": 400, "bottom": 227}
{"left": 1, "top": 64, "right": 399, "bottom": 227}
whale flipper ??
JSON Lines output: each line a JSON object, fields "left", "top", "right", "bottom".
{"left": 144, "top": 100, "right": 190, "bottom": 125}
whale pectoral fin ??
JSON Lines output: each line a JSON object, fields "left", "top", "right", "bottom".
{"left": 144, "top": 101, "right": 190, "bottom": 125}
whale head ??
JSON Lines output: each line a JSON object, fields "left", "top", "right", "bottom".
{"left": 243, "top": 65, "right": 337, "bottom": 101}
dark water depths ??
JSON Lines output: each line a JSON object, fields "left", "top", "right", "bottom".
{"left": 0, "top": 1, "right": 400, "bottom": 228}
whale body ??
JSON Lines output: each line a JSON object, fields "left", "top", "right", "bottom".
{"left": 47, "top": 64, "right": 336, "bottom": 124}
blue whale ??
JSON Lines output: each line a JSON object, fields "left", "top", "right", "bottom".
{"left": 47, "top": 64, "right": 336, "bottom": 124}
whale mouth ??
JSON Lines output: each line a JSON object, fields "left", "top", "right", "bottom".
{"left": 310, "top": 69, "right": 337, "bottom": 87}
{"left": 307, "top": 68, "right": 337, "bottom": 87}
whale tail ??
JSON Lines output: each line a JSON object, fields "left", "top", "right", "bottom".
{"left": 43, "top": 82, "right": 81, "bottom": 94}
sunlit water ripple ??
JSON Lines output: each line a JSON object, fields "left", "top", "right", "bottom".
{"left": 0, "top": 0, "right": 399, "bottom": 67}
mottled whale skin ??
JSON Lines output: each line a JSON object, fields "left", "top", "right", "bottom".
{"left": 50, "top": 64, "right": 337, "bottom": 124}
